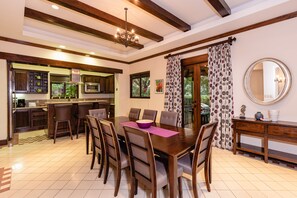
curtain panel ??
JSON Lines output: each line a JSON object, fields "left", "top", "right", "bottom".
{"left": 164, "top": 55, "right": 182, "bottom": 127}
{"left": 208, "top": 43, "right": 234, "bottom": 150}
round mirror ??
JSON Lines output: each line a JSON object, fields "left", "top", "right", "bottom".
{"left": 243, "top": 58, "right": 291, "bottom": 105}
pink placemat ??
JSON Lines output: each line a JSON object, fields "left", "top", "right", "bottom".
{"left": 120, "top": 121, "right": 178, "bottom": 138}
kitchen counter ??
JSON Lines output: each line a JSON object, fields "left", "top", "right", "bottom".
{"left": 45, "top": 99, "right": 109, "bottom": 105}
{"left": 14, "top": 106, "right": 47, "bottom": 110}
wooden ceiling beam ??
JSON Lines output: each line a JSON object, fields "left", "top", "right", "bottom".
{"left": 206, "top": 0, "right": 231, "bottom": 17}
{"left": 126, "top": 0, "right": 191, "bottom": 32}
{"left": 47, "top": 0, "right": 163, "bottom": 42}
{"left": 25, "top": 8, "right": 144, "bottom": 49}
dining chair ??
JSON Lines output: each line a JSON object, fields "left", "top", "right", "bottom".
{"left": 177, "top": 122, "right": 218, "bottom": 198}
{"left": 99, "top": 120, "right": 129, "bottom": 197}
{"left": 129, "top": 108, "right": 141, "bottom": 120}
{"left": 86, "top": 115, "right": 105, "bottom": 177}
{"left": 160, "top": 111, "right": 178, "bottom": 127}
{"left": 142, "top": 109, "right": 158, "bottom": 122}
{"left": 123, "top": 126, "right": 183, "bottom": 198}
{"left": 83, "top": 108, "right": 107, "bottom": 155}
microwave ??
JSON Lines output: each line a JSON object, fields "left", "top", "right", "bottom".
{"left": 85, "top": 83, "right": 100, "bottom": 93}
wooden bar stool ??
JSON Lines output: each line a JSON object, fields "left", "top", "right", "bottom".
{"left": 76, "top": 103, "right": 93, "bottom": 139}
{"left": 54, "top": 104, "right": 73, "bottom": 144}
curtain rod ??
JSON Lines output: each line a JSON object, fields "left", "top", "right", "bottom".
{"left": 164, "top": 36, "right": 236, "bottom": 59}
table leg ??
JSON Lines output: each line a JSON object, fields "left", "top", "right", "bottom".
{"left": 233, "top": 129, "right": 237, "bottom": 154}
{"left": 86, "top": 123, "right": 89, "bottom": 155}
{"left": 168, "top": 155, "right": 177, "bottom": 198}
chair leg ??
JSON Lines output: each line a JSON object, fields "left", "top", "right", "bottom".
{"left": 68, "top": 120, "right": 73, "bottom": 140}
{"left": 86, "top": 122, "right": 89, "bottom": 154}
{"left": 209, "top": 152, "right": 212, "bottom": 184}
{"left": 103, "top": 157, "right": 109, "bottom": 184}
{"left": 152, "top": 186, "right": 157, "bottom": 198}
{"left": 130, "top": 178, "right": 135, "bottom": 198}
{"left": 205, "top": 159, "right": 211, "bottom": 192}
{"left": 114, "top": 167, "right": 122, "bottom": 197}
{"left": 192, "top": 174, "right": 198, "bottom": 198}
{"left": 134, "top": 179, "right": 138, "bottom": 195}
{"left": 178, "top": 176, "right": 183, "bottom": 198}
{"left": 90, "top": 145, "right": 96, "bottom": 170}
{"left": 98, "top": 151, "right": 104, "bottom": 178}
{"left": 76, "top": 119, "right": 80, "bottom": 139}
{"left": 54, "top": 121, "right": 58, "bottom": 144}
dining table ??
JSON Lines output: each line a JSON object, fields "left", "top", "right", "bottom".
{"left": 107, "top": 116, "right": 199, "bottom": 198}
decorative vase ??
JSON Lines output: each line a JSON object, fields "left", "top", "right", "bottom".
{"left": 255, "top": 112, "right": 263, "bottom": 120}
{"left": 269, "top": 110, "right": 279, "bottom": 122}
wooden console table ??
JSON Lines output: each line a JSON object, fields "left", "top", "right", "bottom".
{"left": 232, "top": 117, "right": 297, "bottom": 164}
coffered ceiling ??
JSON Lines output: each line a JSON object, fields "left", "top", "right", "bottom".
{"left": 1, "top": 0, "right": 297, "bottom": 62}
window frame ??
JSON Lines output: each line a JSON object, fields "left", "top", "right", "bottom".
{"left": 130, "top": 71, "right": 150, "bottom": 99}
{"left": 50, "top": 75, "right": 79, "bottom": 99}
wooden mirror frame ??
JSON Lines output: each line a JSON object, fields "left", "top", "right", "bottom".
{"left": 243, "top": 58, "right": 292, "bottom": 105}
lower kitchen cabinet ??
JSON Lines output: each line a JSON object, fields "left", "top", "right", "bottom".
{"left": 14, "top": 108, "right": 48, "bottom": 133}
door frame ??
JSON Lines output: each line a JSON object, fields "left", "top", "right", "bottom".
{"left": 181, "top": 54, "right": 208, "bottom": 129}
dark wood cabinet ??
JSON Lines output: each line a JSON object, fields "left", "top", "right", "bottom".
{"left": 14, "top": 70, "right": 28, "bottom": 92}
{"left": 82, "top": 75, "right": 114, "bottom": 93}
{"left": 14, "top": 108, "right": 48, "bottom": 132}
{"left": 13, "top": 69, "right": 48, "bottom": 93}
{"left": 233, "top": 117, "right": 297, "bottom": 164}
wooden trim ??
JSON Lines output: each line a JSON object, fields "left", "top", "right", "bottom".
{"left": 181, "top": 54, "right": 208, "bottom": 66}
{"left": 130, "top": 11, "right": 297, "bottom": 64}
{"left": 0, "top": 36, "right": 128, "bottom": 64}
{"left": 0, "top": 52, "right": 123, "bottom": 74}
{"left": 7, "top": 61, "right": 12, "bottom": 141}
{"left": 206, "top": 0, "right": 231, "bottom": 17}
{"left": 0, "top": 139, "right": 8, "bottom": 146}
{"left": 126, "top": 0, "right": 191, "bottom": 32}
{"left": 25, "top": 8, "right": 144, "bottom": 50}
{"left": 48, "top": 0, "right": 163, "bottom": 42}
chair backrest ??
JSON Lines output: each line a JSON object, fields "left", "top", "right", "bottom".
{"left": 160, "top": 111, "right": 178, "bottom": 126}
{"left": 142, "top": 109, "right": 158, "bottom": 122}
{"left": 129, "top": 108, "right": 141, "bottom": 120}
{"left": 54, "top": 104, "right": 73, "bottom": 121}
{"left": 99, "top": 120, "right": 121, "bottom": 165}
{"left": 123, "top": 126, "right": 156, "bottom": 186}
{"left": 86, "top": 115, "right": 104, "bottom": 150}
{"left": 89, "top": 108, "right": 107, "bottom": 120}
{"left": 192, "top": 122, "right": 218, "bottom": 173}
{"left": 99, "top": 102, "right": 110, "bottom": 118}
{"left": 78, "top": 103, "right": 93, "bottom": 118}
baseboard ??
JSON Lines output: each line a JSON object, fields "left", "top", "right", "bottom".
{"left": 0, "top": 139, "right": 8, "bottom": 146}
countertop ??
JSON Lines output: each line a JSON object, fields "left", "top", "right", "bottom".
{"left": 45, "top": 99, "right": 110, "bottom": 105}
{"left": 14, "top": 106, "right": 48, "bottom": 110}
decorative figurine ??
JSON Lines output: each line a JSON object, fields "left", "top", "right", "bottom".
{"left": 239, "top": 105, "right": 246, "bottom": 119}
{"left": 255, "top": 112, "right": 264, "bottom": 120}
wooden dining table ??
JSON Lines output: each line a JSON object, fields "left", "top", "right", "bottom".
{"left": 107, "top": 116, "right": 199, "bottom": 198}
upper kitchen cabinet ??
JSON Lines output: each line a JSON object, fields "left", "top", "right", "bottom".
{"left": 14, "top": 70, "right": 28, "bottom": 92}
{"left": 13, "top": 69, "right": 48, "bottom": 94}
{"left": 105, "top": 75, "right": 114, "bottom": 93}
{"left": 82, "top": 75, "right": 114, "bottom": 93}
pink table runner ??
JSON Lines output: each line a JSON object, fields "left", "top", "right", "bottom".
{"left": 120, "top": 121, "right": 178, "bottom": 138}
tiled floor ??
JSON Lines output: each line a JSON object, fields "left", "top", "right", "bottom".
{"left": 1, "top": 135, "right": 297, "bottom": 198}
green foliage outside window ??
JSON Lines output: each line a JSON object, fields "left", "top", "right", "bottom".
{"left": 130, "top": 72, "right": 150, "bottom": 98}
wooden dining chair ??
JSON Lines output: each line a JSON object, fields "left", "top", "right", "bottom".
{"left": 123, "top": 126, "right": 183, "bottom": 198}
{"left": 99, "top": 120, "right": 129, "bottom": 197}
{"left": 129, "top": 108, "right": 141, "bottom": 120}
{"left": 142, "top": 109, "right": 158, "bottom": 122}
{"left": 160, "top": 111, "right": 178, "bottom": 127}
{"left": 177, "top": 122, "right": 218, "bottom": 198}
{"left": 86, "top": 115, "right": 105, "bottom": 177}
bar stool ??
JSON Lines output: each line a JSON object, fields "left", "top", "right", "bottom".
{"left": 54, "top": 104, "right": 73, "bottom": 144}
{"left": 76, "top": 103, "right": 93, "bottom": 139}
{"left": 98, "top": 102, "right": 110, "bottom": 118}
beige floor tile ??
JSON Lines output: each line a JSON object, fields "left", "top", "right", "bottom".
{"left": 76, "top": 180, "right": 94, "bottom": 190}
{"left": 23, "top": 189, "right": 45, "bottom": 198}
{"left": 69, "top": 189, "right": 87, "bottom": 198}
{"left": 84, "top": 190, "right": 102, "bottom": 198}
{"left": 216, "top": 190, "right": 236, "bottom": 198}
{"left": 9, "top": 189, "right": 31, "bottom": 198}
{"left": 55, "top": 189, "right": 74, "bottom": 198}
{"left": 63, "top": 180, "right": 81, "bottom": 190}
{"left": 49, "top": 180, "right": 69, "bottom": 190}
{"left": 231, "top": 190, "right": 251, "bottom": 198}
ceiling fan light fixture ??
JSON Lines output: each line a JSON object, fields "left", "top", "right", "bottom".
{"left": 114, "top": 8, "right": 139, "bottom": 48}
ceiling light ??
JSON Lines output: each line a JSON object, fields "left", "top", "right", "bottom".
{"left": 59, "top": 45, "right": 66, "bottom": 49}
{"left": 52, "top": 4, "right": 59, "bottom": 10}
{"left": 90, "top": 52, "right": 95, "bottom": 55}
{"left": 114, "top": 8, "right": 139, "bottom": 48}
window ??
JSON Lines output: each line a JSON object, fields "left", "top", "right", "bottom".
{"left": 50, "top": 75, "right": 79, "bottom": 99}
{"left": 130, "top": 71, "right": 150, "bottom": 98}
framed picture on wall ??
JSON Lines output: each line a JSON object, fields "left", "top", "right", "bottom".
{"left": 155, "top": 79, "right": 164, "bottom": 93}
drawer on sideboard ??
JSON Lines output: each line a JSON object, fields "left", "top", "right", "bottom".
{"left": 268, "top": 125, "right": 297, "bottom": 138}
{"left": 234, "top": 122, "right": 265, "bottom": 133}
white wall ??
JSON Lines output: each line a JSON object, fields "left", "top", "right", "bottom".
{"left": 0, "top": 41, "right": 130, "bottom": 141}
{"left": 130, "top": 18, "right": 297, "bottom": 154}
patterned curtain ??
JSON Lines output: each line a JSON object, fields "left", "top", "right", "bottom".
{"left": 164, "top": 55, "right": 182, "bottom": 127}
{"left": 208, "top": 43, "right": 234, "bottom": 150}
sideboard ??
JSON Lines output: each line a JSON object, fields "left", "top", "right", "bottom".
{"left": 232, "top": 117, "right": 297, "bottom": 164}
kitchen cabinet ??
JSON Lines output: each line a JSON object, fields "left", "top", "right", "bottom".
{"left": 13, "top": 69, "right": 48, "bottom": 94}
{"left": 82, "top": 75, "right": 114, "bottom": 93}
{"left": 105, "top": 75, "right": 114, "bottom": 93}
{"left": 14, "top": 108, "right": 48, "bottom": 132}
